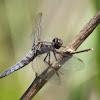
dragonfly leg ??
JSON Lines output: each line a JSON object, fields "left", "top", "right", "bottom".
{"left": 44, "top": 52, "right": 51, "bottom": 64}
{"left": 44, "top": 53, "right": 49, "bottom": 61}
{"left": 57, "top": 70, "right": 64, "bottom": 75}
{"left": 53, "top": 51, "right": 58, "bottom": 61}
{"left": 48, "top": 52, "right": 50, "bottom": 64}
{"left": 55, "top": 71, "right": 61, "bottom": 84}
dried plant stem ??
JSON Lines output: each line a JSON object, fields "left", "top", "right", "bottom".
{"left": 70, "top": 48, "right": 93, "bottom": 54}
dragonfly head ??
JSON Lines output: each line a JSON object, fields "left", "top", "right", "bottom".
{"left": 52, "top": 37, "right": 63, "bottom": 49}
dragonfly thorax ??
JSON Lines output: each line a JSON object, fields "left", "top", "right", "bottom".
{"left": 52, "top": 37, "right": 63, "bottom": 49}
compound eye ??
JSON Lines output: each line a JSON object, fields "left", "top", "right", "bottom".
{"left": 52, "top": 37, "right": 63, "bottom": 49}
{"left": 52, "top": 38, "right": 57, "bottom": 43}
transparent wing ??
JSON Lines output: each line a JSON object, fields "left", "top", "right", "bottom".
{"left": 31, "top": 51, "right": 57, "bottom": 75}
{"left": 50, "top": 55, "right": 85, "bottom": 84}
{"left": 59, "top": 55, "right": 84, "bottom": 71}
{"left": 31, "top": 52, "right": 84, "bottom": 85}
{"left": 31, "top": 53, "right": 49, "bottom": 76}
{"left": 31, "top": 52, "right": 61, "bottom": 84}
{"left": 46, "top": 54, "right": 84, "bottom": 84}
{"left": 31, "top": 13, "right": 42, "bottom": 44}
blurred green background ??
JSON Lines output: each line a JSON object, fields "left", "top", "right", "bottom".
{"left": 0, "top": 0, "right": 100, "bottom": 100}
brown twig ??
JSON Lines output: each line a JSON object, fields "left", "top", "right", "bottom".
{"left": 20, "top": 11, "right": 100, "bottom": 100}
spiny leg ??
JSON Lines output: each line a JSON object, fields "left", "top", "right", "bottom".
{"left": 48, "top": 52, "right": 50, "bottom": 64}
{"left": 44, "top": 53, "right": 49, "bottom": 61}
{"left": 53, "top": 51, "right": 58, "bottom": 61}
{"left": 57, "top": 70, "right": 64, "bottom": 75}
{"left": 44, "top": 52, "right": 51, "bottom": 64}
{"left": 55, "top": 71, "right": 61, "bottom": 84}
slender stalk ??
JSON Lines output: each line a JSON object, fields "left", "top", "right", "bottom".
{"left": 70, "top": 48, "right": 93, "bottom": 54}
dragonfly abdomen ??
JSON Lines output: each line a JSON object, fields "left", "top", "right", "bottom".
{"left": 0, "top": 51, "right": 35, "bottom": 78}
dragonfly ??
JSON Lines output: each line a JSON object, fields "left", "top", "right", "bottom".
{"left": 0, "top": 13, "right": 91, "bottom": 79}
{"left": 0, "top": 13, "right": 63, "bottom": 78}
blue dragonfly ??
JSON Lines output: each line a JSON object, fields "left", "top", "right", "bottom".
{"left": 0, "top": 13, "right": 87, "bottom": 80}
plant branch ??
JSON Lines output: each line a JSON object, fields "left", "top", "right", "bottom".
{"left": 20, "top": 11, "right": 100, "bottom": 100}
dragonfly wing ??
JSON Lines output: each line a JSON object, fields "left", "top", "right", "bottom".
{"left": 60, "top": 55, "right": 84, "bottom": 71}
{"left": 49, "top": 54, "right": 84, "bottom": 84}
{"left": 31, "top": 53, "right": 49, "bottom": 76}
{"left": 31, "top": 52, "right": 61, "bottom": 84}
{"left": 49, "top": 70, "right": 62, "bottom": 85}
{"left": 31, "top": 13, "right": 42, "bottom": 44}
